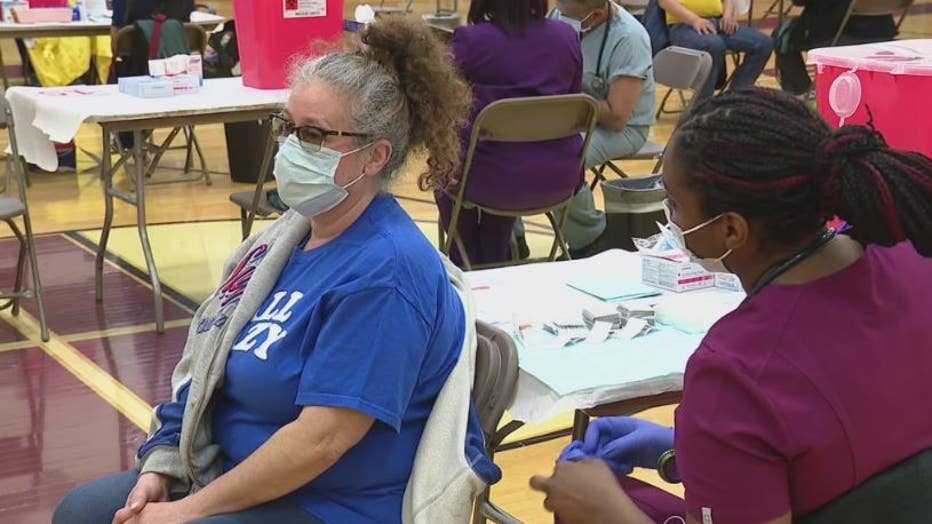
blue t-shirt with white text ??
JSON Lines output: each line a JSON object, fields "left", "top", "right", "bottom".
{"left": 211, "top": 195, "right": 496, "bottom": 523}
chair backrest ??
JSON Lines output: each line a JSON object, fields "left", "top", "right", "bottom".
{"left": 472, "top": 321, "right": 519, "bottom": 443}
{"left": 652, "top": 46, "right": 713, "bottom": 96}
{"left": 616, "top": 0, "right": 649, "bottom": 16}
{"left": 471, "top": 94, "right": 599, "bottom": 144}
{"left": 456, "top": 94, "right": 599, "bottom": 214}
{"left": 797, "top": 448, "right": 932, "bottom": 524}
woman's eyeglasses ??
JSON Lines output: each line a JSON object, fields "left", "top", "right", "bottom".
{"left": 270, "top": 112, "right": 370, "bottom": 151}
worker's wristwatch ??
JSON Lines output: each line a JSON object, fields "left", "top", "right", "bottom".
{"left": 657, "top": 449, "right": 681, "bottom": 484}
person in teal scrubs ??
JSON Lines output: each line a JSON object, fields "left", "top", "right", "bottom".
{"left": 516, "top": 0, "right": 656, "bottom": 258}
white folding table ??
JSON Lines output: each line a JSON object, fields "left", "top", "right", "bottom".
{"left": 469, "top": 249, "right": 744, "bottom": 439}
{"left": 6, "top": 78, "right": 288, "bottom": 333}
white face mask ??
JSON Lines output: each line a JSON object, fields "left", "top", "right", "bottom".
{"left": 559, "top": 14, "right": 583, "bottom": 33}
{"left": 273, "top": 135, "right": 369, "bottom": 218}
{"left": 661, "top": 199, "right": 733, "bottom": 274}
{"left": 557, "top": 9, "right": 595, "bottom": 34}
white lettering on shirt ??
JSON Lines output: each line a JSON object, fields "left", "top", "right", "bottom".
{"left": 232, "top": 291, "right": 304, "bottom": 360}
{"left": 253, "top": 291, "right": 304, "bottom": 323}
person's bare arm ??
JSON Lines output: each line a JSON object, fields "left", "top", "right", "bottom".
{"left": 189, "top": 406, "right": 372, "bottom": 515}
{"left": 721, "top": 0, "right": 739, "bottom": 34}
{"left": 597, "top": 76, "right": 643, "bottom": 132}
{"left": 129, "top": 406, "right": 374, "bottom": 523}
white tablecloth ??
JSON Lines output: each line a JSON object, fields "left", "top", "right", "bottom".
{"left": 6, "top": 77, "right": 288, "bottom": 171}
{"left": 468, "top": 250, "right": 744, "bottom": 423}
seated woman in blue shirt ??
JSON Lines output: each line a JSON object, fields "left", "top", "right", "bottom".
{"left": 53, "top": 18, "right": 495, "bottom": 524}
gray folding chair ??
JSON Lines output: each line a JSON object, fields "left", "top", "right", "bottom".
{"left": 372, "top": 0, "right": 415, "bottom": 15}
{"left": 616, "top": 0, "right": 650, "bottom": 17}
{"left": 472, "top": 321, "right": 522, "bottom": 524}
{"left": 831, "top": 0, "right": 913, "bottom": 46}
{"left": 439, "top": 94, "right": 600, "bottom": 270}
{"left": 0, "top": 102, "right": 49, "bottom": 342}
{"left": 591, "top": 47, "right": 712, "bottom": 188}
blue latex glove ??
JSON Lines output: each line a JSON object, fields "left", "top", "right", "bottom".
{"left": 583, "top": 416, "right": 674, "bottom": 471}
{"left": 558, "top": 440, "right": 589, "bottom": 463}
{"left": 557, "top": 440, "right": 634, "bottom": 476}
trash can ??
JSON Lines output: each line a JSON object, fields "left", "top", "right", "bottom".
{"left": 225, "top": 120, "right": 276, "bottom": 184}
{"left": 232, "top": 0, "right": 344, "bottom": 89}
{"left": 601, "top": 174, "right": 667, "bottom": 251}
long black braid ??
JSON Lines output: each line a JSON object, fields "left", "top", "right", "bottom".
{"left": 672, "top": 87, "right": 932, "bottom": 256}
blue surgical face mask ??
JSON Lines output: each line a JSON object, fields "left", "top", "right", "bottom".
{"left": 273, "top": 135, "right": 370, "bottom": 218}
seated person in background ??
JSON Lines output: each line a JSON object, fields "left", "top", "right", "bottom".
{"left": 774, "top": 0, "right": 896, "bottom": 95}
{"left": 435, "top": 0, "right": 584, "bottom": 268}
{"left": 538, "top": 0, "right": 657, "bottom": 259}
{"left": 530, "top": 87, "right": 932, "bottom": 524}
{"left": 662, "top": 0, "right": 772, "bottom": 99}
{"left": 53, "top": 18, "right": 497, "bottom": 524}
{"left": 111, "top": 0, "right": 194, "bottom": 30}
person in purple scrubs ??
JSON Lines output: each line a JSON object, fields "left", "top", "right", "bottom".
{"left": 530, "top": 88, "right": 932, "bottom": 524}
{"left": 435, "top": 0, "right": 584, "bottom": 267}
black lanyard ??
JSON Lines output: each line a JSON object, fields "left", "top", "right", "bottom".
{"left": 746, "top": 229, "right": 837, "bottom": 299}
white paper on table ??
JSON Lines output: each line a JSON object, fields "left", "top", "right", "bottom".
{"left": 585, "top": 320, "right": 613, "bottom": 344}
{"left": 616, "top": 318, "right": 650, "bottom": 340}
{"left": 655, "top": 293, "right": 745, "bottom": 334}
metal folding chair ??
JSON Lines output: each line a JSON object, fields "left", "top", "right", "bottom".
{"left": 110, "top": 23, "right": 211, "bottom": 185}
{"left": 617, "top": 0, "right": 650, "bottom": 17}
{"left": 0, "top": 101, "right": 49, "bottom": 342}
{"left": 228, "top": 118, "right": 279, "bottom": 239}
{"left": 471, "top": 321, "right": 522, "bottom": 524}
{"left": 439, "top": 94, "right": 600, "bottom": 270}
{"left": 372, "top": 0, "right": 416, "bottom": 16}
{"left": 830, "top": 0, "right": 913, "bottom": 46}
{"left": 593, "top": 46, "right": 712, "bottom": 188}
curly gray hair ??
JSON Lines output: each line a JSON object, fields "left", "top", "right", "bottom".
{"left": 289, "top": 53, "right": 412, "bottom": 180}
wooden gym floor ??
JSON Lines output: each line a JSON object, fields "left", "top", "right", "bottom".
{"left": 0, "top": 2, "right": 930, "bottom": 523}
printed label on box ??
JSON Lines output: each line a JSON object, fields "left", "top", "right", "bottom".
{"left": 284, "top": 0, "right": 326, "bottom": 18}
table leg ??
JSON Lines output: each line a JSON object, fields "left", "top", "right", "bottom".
{"left": 571, "top": 409, "right": 590, "bottom": 441}
{"left": 0, "top": 40, "right": 8, "bottom": 91}
{"left": 132, "top": 129, "right": 164, "bottom": 333}
{"left": 96, "top": 125, "right": 114, "bottom": 301}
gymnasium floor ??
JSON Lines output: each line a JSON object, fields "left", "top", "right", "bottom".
{"left": 1, "top": 2, "right": 930, "bottom": 523}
